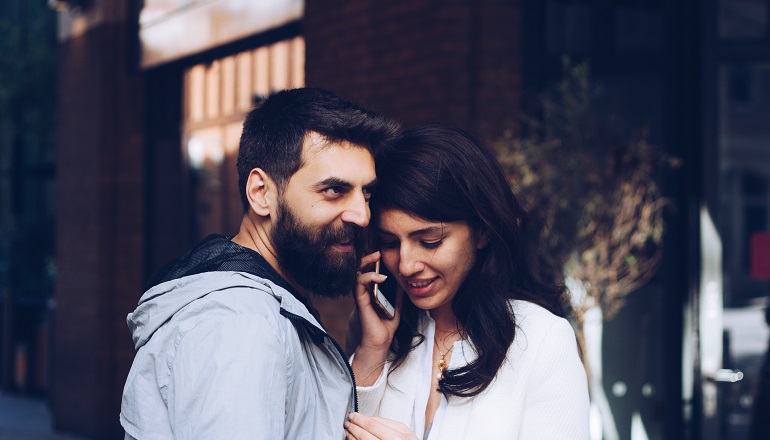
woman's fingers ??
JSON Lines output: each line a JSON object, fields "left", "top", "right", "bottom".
{"left": 352, "top": 252, "right": 401, "bottom": 352}
{"left": 344, "top": 419, "right": 376, "bottom": 440}
{"left": 345, "top": 413, "right": 418, "bottom": 440}
{"left": 356, "top": 271, "right": 388, "bottom": 290}
{"left": 354, "top": 272, "right": 387, "bottom": 313}
{"left": 355, "top": 253, "right": 387, "bottom": 308}
{"left": 359, "top": 251, "right": 381, "bottom": 270}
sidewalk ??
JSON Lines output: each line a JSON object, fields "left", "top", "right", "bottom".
{"left": 0, "top": 392, "right": 91, "bottom": 440}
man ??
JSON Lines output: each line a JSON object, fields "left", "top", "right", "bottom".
{"left": 120, "top": 88, "right": 399, "bottom": 439}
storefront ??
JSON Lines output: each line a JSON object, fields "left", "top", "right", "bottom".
{"left": 47, "top": 0, "right": 769, "bottom": 438}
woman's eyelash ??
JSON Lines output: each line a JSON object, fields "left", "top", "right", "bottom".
{"left": 378, "top": 237, "right": 444, "bottom": 249}
{"left": 421, "top": 240, "right": 443, "bottom": 249}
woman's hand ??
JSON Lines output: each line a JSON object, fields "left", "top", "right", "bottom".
{"left": 345, "top": 413, "right": 417, "bottom": 440}
{"left": 350, "top": 251, "right": 402, "bottom": 386}
{"left": 355, "top": 252, "right": 402, "bottom": 348}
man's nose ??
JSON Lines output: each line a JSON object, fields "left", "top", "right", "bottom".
{"left": 340, "top": 192, "right": 370, "bottom": 227}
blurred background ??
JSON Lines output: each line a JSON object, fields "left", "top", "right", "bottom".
{"left": 0, "top": 0, "right": 768, "bottom": 439}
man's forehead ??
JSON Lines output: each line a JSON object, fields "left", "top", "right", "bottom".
{"left": 302, "top": 131, "right": 329, "bottom": 151}
{"left": 301, "top": 131, "right": 370, "bottom": 155}
{"left": 291, "top": 131, "right": 375, "bottom": 182}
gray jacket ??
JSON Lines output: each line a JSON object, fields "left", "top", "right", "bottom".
{"left": 120, "top": 270, "right": 356, "bottom": 439}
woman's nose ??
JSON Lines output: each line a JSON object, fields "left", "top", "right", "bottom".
{"left": 398, "top": 246, "right": 424, "bottom": 277}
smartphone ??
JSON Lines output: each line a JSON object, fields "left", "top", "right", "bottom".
{"left": 373, "top": 260, "right": 396, "bottom": 319}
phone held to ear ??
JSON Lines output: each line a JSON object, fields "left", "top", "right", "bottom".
{"left": 373, "top": 260, "right": 396, "bottom": 319}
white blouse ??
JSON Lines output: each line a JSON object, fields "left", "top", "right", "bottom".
{"left": 408, "top": 313, "right": 466, "bottom": 439}
{"left": 356, "top": 300, "right": 590, "bottom": 440}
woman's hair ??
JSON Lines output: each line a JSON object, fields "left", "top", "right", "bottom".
{"left": 372, "top": 124, "right": 569, "bottom": 398}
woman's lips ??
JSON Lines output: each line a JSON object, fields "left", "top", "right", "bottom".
{"left": 404, "top": 277, "right": 437, "bottom": 296}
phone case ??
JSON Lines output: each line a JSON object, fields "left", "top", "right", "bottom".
{"left": 373, "top": 260, "right": 395, "bottom": 319}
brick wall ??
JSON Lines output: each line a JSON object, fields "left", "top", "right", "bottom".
{"left": 304, "top": 0, "right": 522, "bottom": 138}
{"left": 54, "top": 19, "right": 144, "bottom": 439}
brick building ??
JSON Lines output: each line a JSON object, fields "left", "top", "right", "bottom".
{"left": 42, "top": 0, "right": 770, "bottom": 439}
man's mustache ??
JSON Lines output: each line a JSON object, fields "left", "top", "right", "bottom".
{"left": 320, "top": 224, "right": 360, "bottom": 247}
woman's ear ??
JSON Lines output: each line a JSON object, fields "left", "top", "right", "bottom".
{"left": 245, "top": 168, "right": 275, "bottom": 217}
{"left": 475, "top": 230, "right": 490, "bottom": 250}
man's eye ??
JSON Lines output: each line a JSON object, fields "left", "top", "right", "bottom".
{"left": 322, "top": 186, "right": 343, "bottom": 195}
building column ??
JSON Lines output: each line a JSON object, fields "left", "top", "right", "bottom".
{"left": 53, "top": 2, "right": 144, "bottom": 437}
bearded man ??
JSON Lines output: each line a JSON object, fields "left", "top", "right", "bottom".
{"left": 120, "top": 88, "right": 399, "bottom": 440}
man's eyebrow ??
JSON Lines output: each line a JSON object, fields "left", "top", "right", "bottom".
{"left": 312, "top": 177, "right": 378, "bottom": 192}
{"left": 313, "top": 177, "right": 353, "bottom": 190}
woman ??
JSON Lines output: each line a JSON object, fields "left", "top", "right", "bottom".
{"left": 345, "top": 125, "right": 589, "bottom": 440}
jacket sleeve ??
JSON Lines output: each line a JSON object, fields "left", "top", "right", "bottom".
{"left": 518, "top": 317, "right": 590, "bottom": 439}
{"left": 167, "top": 313, "right": 287, "bottom": 439}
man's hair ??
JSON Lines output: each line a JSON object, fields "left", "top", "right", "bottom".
{"left": 236, "top": 88, "right": 400, "bottom": 211}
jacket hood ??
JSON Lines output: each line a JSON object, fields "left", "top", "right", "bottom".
{"left": 127, "top": 271, "right": 323, "bottom": 350}
{"left": 128, "top": 235, "right": 325, "bottom": 349}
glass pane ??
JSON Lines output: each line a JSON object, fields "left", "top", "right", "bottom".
{"left": 291, "top": 37, "right": 305, "bottom": 89}
{"left": 615, "top": 7, "right": 663, "bottom": 51}
{"left": 595, "top": 73, "right": 667, "bottom": 440}
{"left": 718, "top": 62, "right": 770, "bottom": 439}
{"left": 221, "top": 56, "right": 236, "bottom": 117}
{"left": 253, "top": 46, "right": 271, "bottom": 98}
{"left": 236, "top": 52, "right": 252, "bottom": 112}
{"left": 187, "top": 65, "right": 206, "bottom": 123}
{"left": 186, "top": 127, "right": 224, "bottom": 238}
{"left": 546, "top": 1, "right": 592, "bottom": 55}
{"left": 205, "top": 61, "right": 221, "bottom": 120}
{"left": 719, "top": 0, "right": 768, "bottom": 40}
{"left": 270, "top": 40, "right": 290, "bottom": 91}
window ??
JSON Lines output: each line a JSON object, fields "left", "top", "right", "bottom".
{"left": 182, "top": 36, "right": 305, "bottom": 238}
{"left": 719, "top": 0, "right": 768, "bottom": 40}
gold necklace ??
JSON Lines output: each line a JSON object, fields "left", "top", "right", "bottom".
{"left": 434, "top": 337, "right": 455, "bottom": 380}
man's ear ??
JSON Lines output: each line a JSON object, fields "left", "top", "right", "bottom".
{"left": 245, "top": 168, "right": 276, "bottom": 217}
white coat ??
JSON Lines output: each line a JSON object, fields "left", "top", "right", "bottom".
{"left": 357, "top": 300, "right": 590, "bottom": 439}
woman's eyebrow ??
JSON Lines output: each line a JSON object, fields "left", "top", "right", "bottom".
{"left": 407, "top": 226, "right": 443, "bottom": 237}
{"left": 376, "top": 225, "right": 444, "bottom": 237}
{"left": 363, "top": 179, "right": 378, "bottom": 193}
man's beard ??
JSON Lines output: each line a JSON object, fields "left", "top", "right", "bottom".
{"left": 271, "top": 202, "right": 364, "bottom": 298}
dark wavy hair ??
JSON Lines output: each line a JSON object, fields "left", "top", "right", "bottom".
{"left": 237, "top": 88, "right": 400, "bottom": 210}
{"left": 372, "top": 124, "right": 568, "bottom": 398}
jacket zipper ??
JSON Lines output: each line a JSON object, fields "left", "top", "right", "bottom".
{"left": 282, "top": 311, "right": 359, "bottom": 413}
